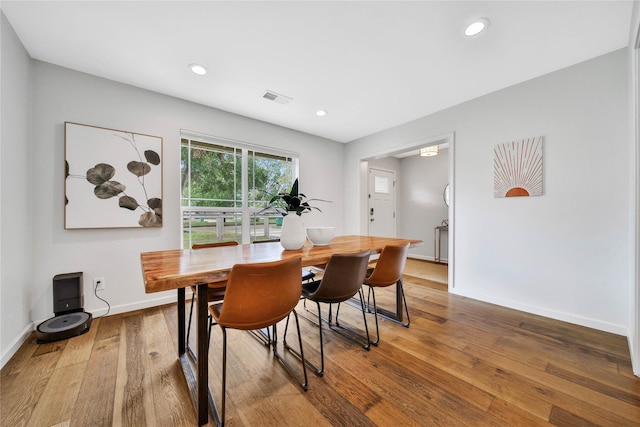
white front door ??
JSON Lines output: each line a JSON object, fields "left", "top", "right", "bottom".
{"left": 368, "top": 168, "right": 396, "bottom": 237}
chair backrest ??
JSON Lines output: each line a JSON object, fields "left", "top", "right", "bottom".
{"left": 217, "top": 257, "right": 303, "bottom": 330}
{"left": 192, "top": 241, "right": 239, "bottom": 250}
{"left": 364, "top": 243, "right": 410, "bottom": 287}
{"left": 253, "top": 238, "right": 280, "bottom": 244}
{"left": 306, "top": 250, "right": 371, "bottom": 303}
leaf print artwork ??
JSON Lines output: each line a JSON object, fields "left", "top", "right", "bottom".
{"left": 144, "top": 150, "right": 160, "bottom": 165}
{"left": 119, "top": 195, "right": 139, "bottom": 210}
{"left": 93, "top": 179, "right": 125, "bottom": 199}
{"left": 127, "top": 161, "right": 151, "bottom": 177}
{"left": 64, "top": 122, "right": 163, "bottom": 229}
{"left": 86, "top": 163, "right": 115, "bottom": 185}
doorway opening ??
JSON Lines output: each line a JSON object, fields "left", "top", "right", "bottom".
{"left": 360, "top": 132, "right": 455, "bottom": 289}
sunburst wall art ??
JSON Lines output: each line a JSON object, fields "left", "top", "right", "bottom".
{"left": 494, "top": 136, "right": 543, "bottom": 198}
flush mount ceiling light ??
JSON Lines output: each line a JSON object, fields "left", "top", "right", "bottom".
{"left": 189, "top": 63, "right": 207, "bottom": 75}
{"left": 316, "top": 110, "right": 328, "bottom": 117}
{"left": 465, "top": 18, "right": 490, "bottom": 37}
{"left": 419, "top": 145, "right": 439, "bottom": 157}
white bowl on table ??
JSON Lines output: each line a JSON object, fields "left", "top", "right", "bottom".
{"left": 306, "top": 227, "right": 335, "bottom": 246}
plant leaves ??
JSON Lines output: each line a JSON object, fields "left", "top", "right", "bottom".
{"left": 127, "top": 161, "right": 151, "bottom": 177}
{"left": 290, "top": 178, "right": 299, "bottom": 197}
{"left": 148, "top": 198, "right": 162, "bottom": 209}
{"left": 139, "top": 211, "right": 162, "bottom": 227}
{"left": 94, "top": 181, "right": 125, "bottom": 199}
{"left": 119, "top": 195, "right": 139, "bottom": 210}
{"left": 266, "top": 177, "right": 327, "bottom": 215}
{"left": 144, "top": 150, "right": 160, "bottom": 165}
{"left": 86, "top": 163, "right": 115, "bottom": 185}
{"left": 289, "top": 197, "right": 301, "bottom": 209}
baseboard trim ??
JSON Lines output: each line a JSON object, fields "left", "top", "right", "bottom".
{"left": 408, "top": 253, "right": 449, "bottom": 263}
{"left": 451, "top": 287, "right": 629, "bottom": 337}
{"left": 1, "top": 323, "right": 34, "bottom": 369}
{"left": 31, "top": 294, "right": 180, "bottom": 324}
{"left": 86, "top": 294, "right": 178, "bottom": 318}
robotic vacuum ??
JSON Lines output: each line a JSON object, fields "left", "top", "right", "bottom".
{"left": 36, "top": 311, "right": 93, "bottom": 343}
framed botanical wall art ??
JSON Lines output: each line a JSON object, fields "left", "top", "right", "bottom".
{"left": 494, "top": 136, "right": 543, "bottom": 198}
{"left": 65, "top": 122, "right": 163, "bottom": 229}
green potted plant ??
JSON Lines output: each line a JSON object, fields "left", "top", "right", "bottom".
{"left": 267, "top": 178, "right": 328, "bottom": 250}
{"left": 268, "top": 178, "right": 325, "bottom": 216}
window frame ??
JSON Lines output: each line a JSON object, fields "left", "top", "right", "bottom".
{"left": 180, "top": 130, "right": 299, "bottom": 247}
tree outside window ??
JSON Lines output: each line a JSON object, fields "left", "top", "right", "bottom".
{"left": 181, "top": 137, "right": 296, "bottom": 247}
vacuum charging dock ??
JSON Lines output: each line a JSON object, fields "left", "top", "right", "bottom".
{"left": 36, "top": 272, "right": 92, "bottom": 343}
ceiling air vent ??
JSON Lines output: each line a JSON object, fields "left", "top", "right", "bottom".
{"left": 262, "top": 90, "right": 292, "bottom": 105}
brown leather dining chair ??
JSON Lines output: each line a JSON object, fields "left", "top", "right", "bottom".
{"left": 253, "top": 238, "right": 316, "bottom": 282}
{"left": 247, "top": 238, "right": 315, "bottom": 346}
{"left": 363, "top": 243, "right": 410, "bottom": 346}
{"left": 286, "top": 250, "right": 371, "bottom": 376}
{"left": 187, "top": 241, "right": 239, "bottom": 350}
{"left": 208, "top": 256, "right": 308, "bottom": 425}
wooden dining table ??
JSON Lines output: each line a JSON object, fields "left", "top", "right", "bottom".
{"left": 140, "top": 235, "right": 423, "bottom": 425}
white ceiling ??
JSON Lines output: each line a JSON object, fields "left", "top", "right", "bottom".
{"left": 2, "top": 1, "right": 635, "bottom": 143}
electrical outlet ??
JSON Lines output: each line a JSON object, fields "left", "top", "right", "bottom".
{"left": 94, "top": 277, "right": 105, "bottom": 291}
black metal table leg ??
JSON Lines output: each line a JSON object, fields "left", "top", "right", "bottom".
{"left": 178, "top": 284, "right": 216, "bottom": 425}
{"left": 178, "top": 288, "right": 186, "bottom": 355}
{"left": 196, "top": 283, "right": 209, "bottom": 425}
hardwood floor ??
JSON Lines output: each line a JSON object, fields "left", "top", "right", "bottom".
{"left": 2, "top": 261, "right": 639, "bottom": 426}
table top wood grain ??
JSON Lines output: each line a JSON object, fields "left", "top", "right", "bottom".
{"left": 141, "top": 235, "right": 423, "bottom": 293}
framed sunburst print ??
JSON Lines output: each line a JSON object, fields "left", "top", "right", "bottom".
{"left": 494, "top": 136, "right": 543, "bottom": 198}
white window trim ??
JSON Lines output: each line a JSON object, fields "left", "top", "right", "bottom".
{"left": 180, "top": 130, "right": 299, "bottom": 245}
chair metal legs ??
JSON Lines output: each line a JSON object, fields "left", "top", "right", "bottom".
{"left": 275, "top": 311, "right": 309, "bottom": 390}
{"left": 220, "top": 327, "right": 228, "bottom": 426}
{"left": 186, "top": 290, "right": 197, "bottom": 344}
{"left": 187, "top": 290, "right": 219, "bottom": 360}
{"left": 290, "top": 290, "right": 371, "bottom": 377}
{"left": 330, "top": 289, "right": 372, "bottom": 351}
{"left": 365, "top": 279, "right": 410, "bottom": 346}
{"left": 247, "top": 327, "right": 271, "bottom": 346}
{"left": 286, "top": 301, "right": 325, "bottom": 376}
{"left": 216, "top": 312, "right": 308, "bottom": 426}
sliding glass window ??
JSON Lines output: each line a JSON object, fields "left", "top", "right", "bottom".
{"left": 180, "top": 132, "right": 297, "bottom": 248}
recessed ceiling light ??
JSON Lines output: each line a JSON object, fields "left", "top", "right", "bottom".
{"left": 465, "top": 18, "right": 490, "bottom": 37}
{"left": 189, "top": 63, "right": 207, "bottom": 75}
{"left": 316, "top": 110, "right": 328, "bottom": 117}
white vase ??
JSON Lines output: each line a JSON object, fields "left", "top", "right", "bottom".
{"left": 280, "top": 214, "right": 306, "bottom": 250}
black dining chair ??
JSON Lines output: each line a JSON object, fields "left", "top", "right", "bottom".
{"left": 208, "top": 256, "right": 308, "bottom": 425}
{"left": 286, "top": 250, "right": 371, "bottom": 376}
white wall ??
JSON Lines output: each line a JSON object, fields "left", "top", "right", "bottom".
{"left": 398, "top": 148, "right": 449, "bottom": 261}
{"left": 628, "top": 0, "right": 640, "bottom": 376}
{"left": 345, "top": 49, "right": 631, "bottom": 336}
{"left": 20, "top": 61, "right": 344, "bottom": 340}
{"left": 1, "top": 12, "right": 33, "bottom": 365}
